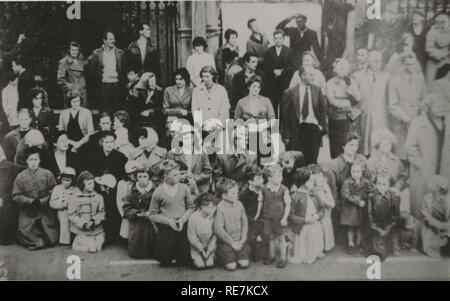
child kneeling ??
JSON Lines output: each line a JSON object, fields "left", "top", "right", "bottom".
{"left": 214, "top": 178, "right": 249, "bottom": 271}
{"left": 187, "top": 193, "right": 218, "bottom": 269}
{"left": 68, "top": 171, "right": 105, "bottom": 252}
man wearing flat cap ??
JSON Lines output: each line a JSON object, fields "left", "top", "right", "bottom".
{"left": 276, "top": 13, "right": 322, "bottom": 67}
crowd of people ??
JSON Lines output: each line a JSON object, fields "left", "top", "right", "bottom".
{"left": 0, "top": 10, "right": 450, "bottom": 272}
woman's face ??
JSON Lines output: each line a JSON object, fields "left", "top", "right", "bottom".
{"left": 194, "top": 45, "right": 204, "bottom": 54}
{"left": 202, "top": 72, "right": 213, "bottom": 87}
{"left": 379, "top": 138, "right": 392, "bottom": 154}
{"left": 228, "top": 34, "right": 237, "bottom": 47}
{"left": 71, "top": 97, "right": 81, "bottom": 109}
{"left": 343, "top": 139, "right": 359, "bottom": 157}
{"left": 113, "top": 117, "right": 123, "bottom": 130}
{"left": 175, "top": 74, "right": 186, "bottom": 88}
{"left": 403, "top": 35, "right": 414, "bottom": 50}
{"left": 248, "top": 81, "right": 261, "bottom": 96}
{"left": 302, "top": 55, "right": 315, "bottom": 67}
{"left": 147, "top": 74, "right": 156, "bottom": 88}
{"left": 69, "top": 45, "right": 79, "bottom": 58}
{"left": 83, "top": 179, "right": 95, "bottom": 192}
{"left": 55, "top": 134, "right": 69, "bottom": 152}
{"left": 32, "top": 93, "right": 43, "bottom": 108}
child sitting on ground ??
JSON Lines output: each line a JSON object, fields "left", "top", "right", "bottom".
{"left": 214, "top": 178, "right": 249, "bottom": 271}
{"left": 50, "top": 167, "right": 77, "bottom": 245}
{"left": 68, "top": 171, "right": 105, "bottom": 253}
{"left": 260, "top": 164, "right": 291, "bottom": 268}
{"left": 187, "top": 193, "right": 218, "bottom": 269}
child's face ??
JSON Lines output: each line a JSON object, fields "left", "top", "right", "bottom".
{"left": 351, "top": 165, "right": 363, "bottom": 180}
{"left": 137, "top": 172, "right": 150, "bottom": 187}
{"left": 281, "top": 157, "right": 295, "bottom": 172}
{"left": 376, "top": 177, "right": 390, "bottom": 194}
{"left": 224, "top": 186, "right": 239, "bottom": 203}
{"left": 84, "top": 179, "right": 95, "bottom": 192}
{"left": 165, "top": 169, "right": 181, "bottom": 185}
{"left": 200, "top": 202, "right": 216, "bottom": 217}
{"left": 250, "top": 175, "right": 264, "bottom": 189}
{"left": 127, "top": 71, "right": 138, "bottom": 82}
{"left": 305, "top": 177, "right": 315, "bottom": 190}
{"left": 269, "top": 170, "right": 283, "bottom": 186}
{"left": 61, "top": 177, "right": 73, "bottom": 189}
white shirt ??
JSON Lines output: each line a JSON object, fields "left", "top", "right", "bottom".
{"left": 299, "top": 84, "right": 319, "bottom": 125}
{"left": 54, "top": 152, "right": 67, "bottom": 172}
{"left": 186, "top": 52, "right": 216, "bottom": 87}
{"left": 137, "top": 38, "right": 147, "bottom": 64}
{"left": 102, "top": 46, "right": 119, "bottom": 83}
{"left": 2, "top": 84, "right": 19, "bottom": 126}
{"left": 275, "top": 46, "right": 282, "bottom": 56}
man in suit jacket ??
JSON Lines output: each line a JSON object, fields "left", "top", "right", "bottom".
{"left": 281, "top": 66, "right": 327, "bottom": 165}
{"left": 85, "top": 32, "right": 125, "bottom": 114}
{"left": 12, "top": 56, "right": 35, "bottom": 110}
{"left": 263, "top": 30, "right": 294, "bottom": 117}
{"left": 125, "top": 24, "right": 159, "bottom": 77}
{"left": 276, "top": 14, "right": 322, "bottom": 68}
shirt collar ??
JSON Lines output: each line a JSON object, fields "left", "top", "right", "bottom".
{"left": 223, "top": 198, "right": 238, "bottom": 207}
{"left": 103, "top": 45, "right": 116, "bottom": 52}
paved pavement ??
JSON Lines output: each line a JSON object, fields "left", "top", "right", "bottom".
{"left": 0, "top": 243, "right": 448, "bottom": 281}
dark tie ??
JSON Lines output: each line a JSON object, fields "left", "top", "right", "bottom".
{"left": 302, "top": 87, "right": 309, "bottom": 121}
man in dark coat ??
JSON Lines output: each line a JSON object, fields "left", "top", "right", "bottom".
{"left": 276, "top": 14, "right": 322, "bottom": 68}
{"left": 11, "top": 56, "right": 36, "bottom": 110}
{"left": 2, "top": 108, "right": 32, "bottom": 162}
{"left": 88, "top": 131, "right": 127, "bottom": 181}
{"left": 85, "top": 32, "right": 125, "bottom": 114}
{"left": 263, "top": 29, "right": 294, "bottom": 117}
{"left": 125, "top": 24, "right": 159, "bottom": 77}
{"left": 281, "top": 66, "right": 327, "bottom": 165}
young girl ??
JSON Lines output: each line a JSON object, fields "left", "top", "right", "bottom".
{"left": 308, "top": 164, "right": 335, "bottom": 252}
{"left": 68, "top": 171, "right": 105, "bottom": 253}
{"left": 279, "top": 151, "right": 305, "bottom": 189}
{"left": 113, "top": 110, "right": 135, "bottom": 160}
{"left": 187, "top": 193, "right": 218, "bottom": 269}
{"left": 123, "top": 166, "right": 156, "bottom": 259}
{"left": 50, "top": 167, "right": 77, "bottom": 245}
{"left": 288, "top": 167, "right": 325, "bottom": 264}
{"left": 340, "top": 162, "right": 372, "bottom": 254}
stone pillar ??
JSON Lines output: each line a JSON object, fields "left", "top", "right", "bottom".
{"left": 178, "top": 1, "right": 193, "bottom": 67}
{"left": 205, "top": 1, "right": 221, "bottom": 57}
{"left": 344, "top": 3, "right": 356, "bottom": 62}
{"left": 192, "top": 1, "right": 207, "bottom": 38}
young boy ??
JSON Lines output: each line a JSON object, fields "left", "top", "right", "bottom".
{"left": 187, "top": 193, "right": 218, "bottom": 269}
{"left": 50, "top": 167, "right": 77, "bottom": 245}
{"left": 214, "top": 178, "right": 249, "bottom": 271}
{"left": 368, "top": 175, "right": 400, "bottom": 261}
{"left": 149, "top": 160, "right": 194, "bottom": 267}
{"left": 125, "top": 68, "right": 140, "bottom": 102}
{"left": 239, "top": 165, "right": 265, "bottom": 261}
{"left": 260, "top": 164, "right": 291, "bottom": 268}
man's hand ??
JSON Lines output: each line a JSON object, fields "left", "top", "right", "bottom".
{"left": 141, "top": 110, "right": 150, "bottom": 117}
{"left": 274, "top": 69, "right": 283, "bottom": 77}
{"left": 176, "top": 218, "right": 184, "bottom": 232}
{"left": 231, "top": 242, "right": 240, "bottom": 251}
{"left": 17, "top": 34, "right": 26, "bottom": 44}
{"left": 280, "top": 218, "right": 288, "bottom": 227}
{"left": 0, "top": 198, "right": 3, "bottom": 208}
